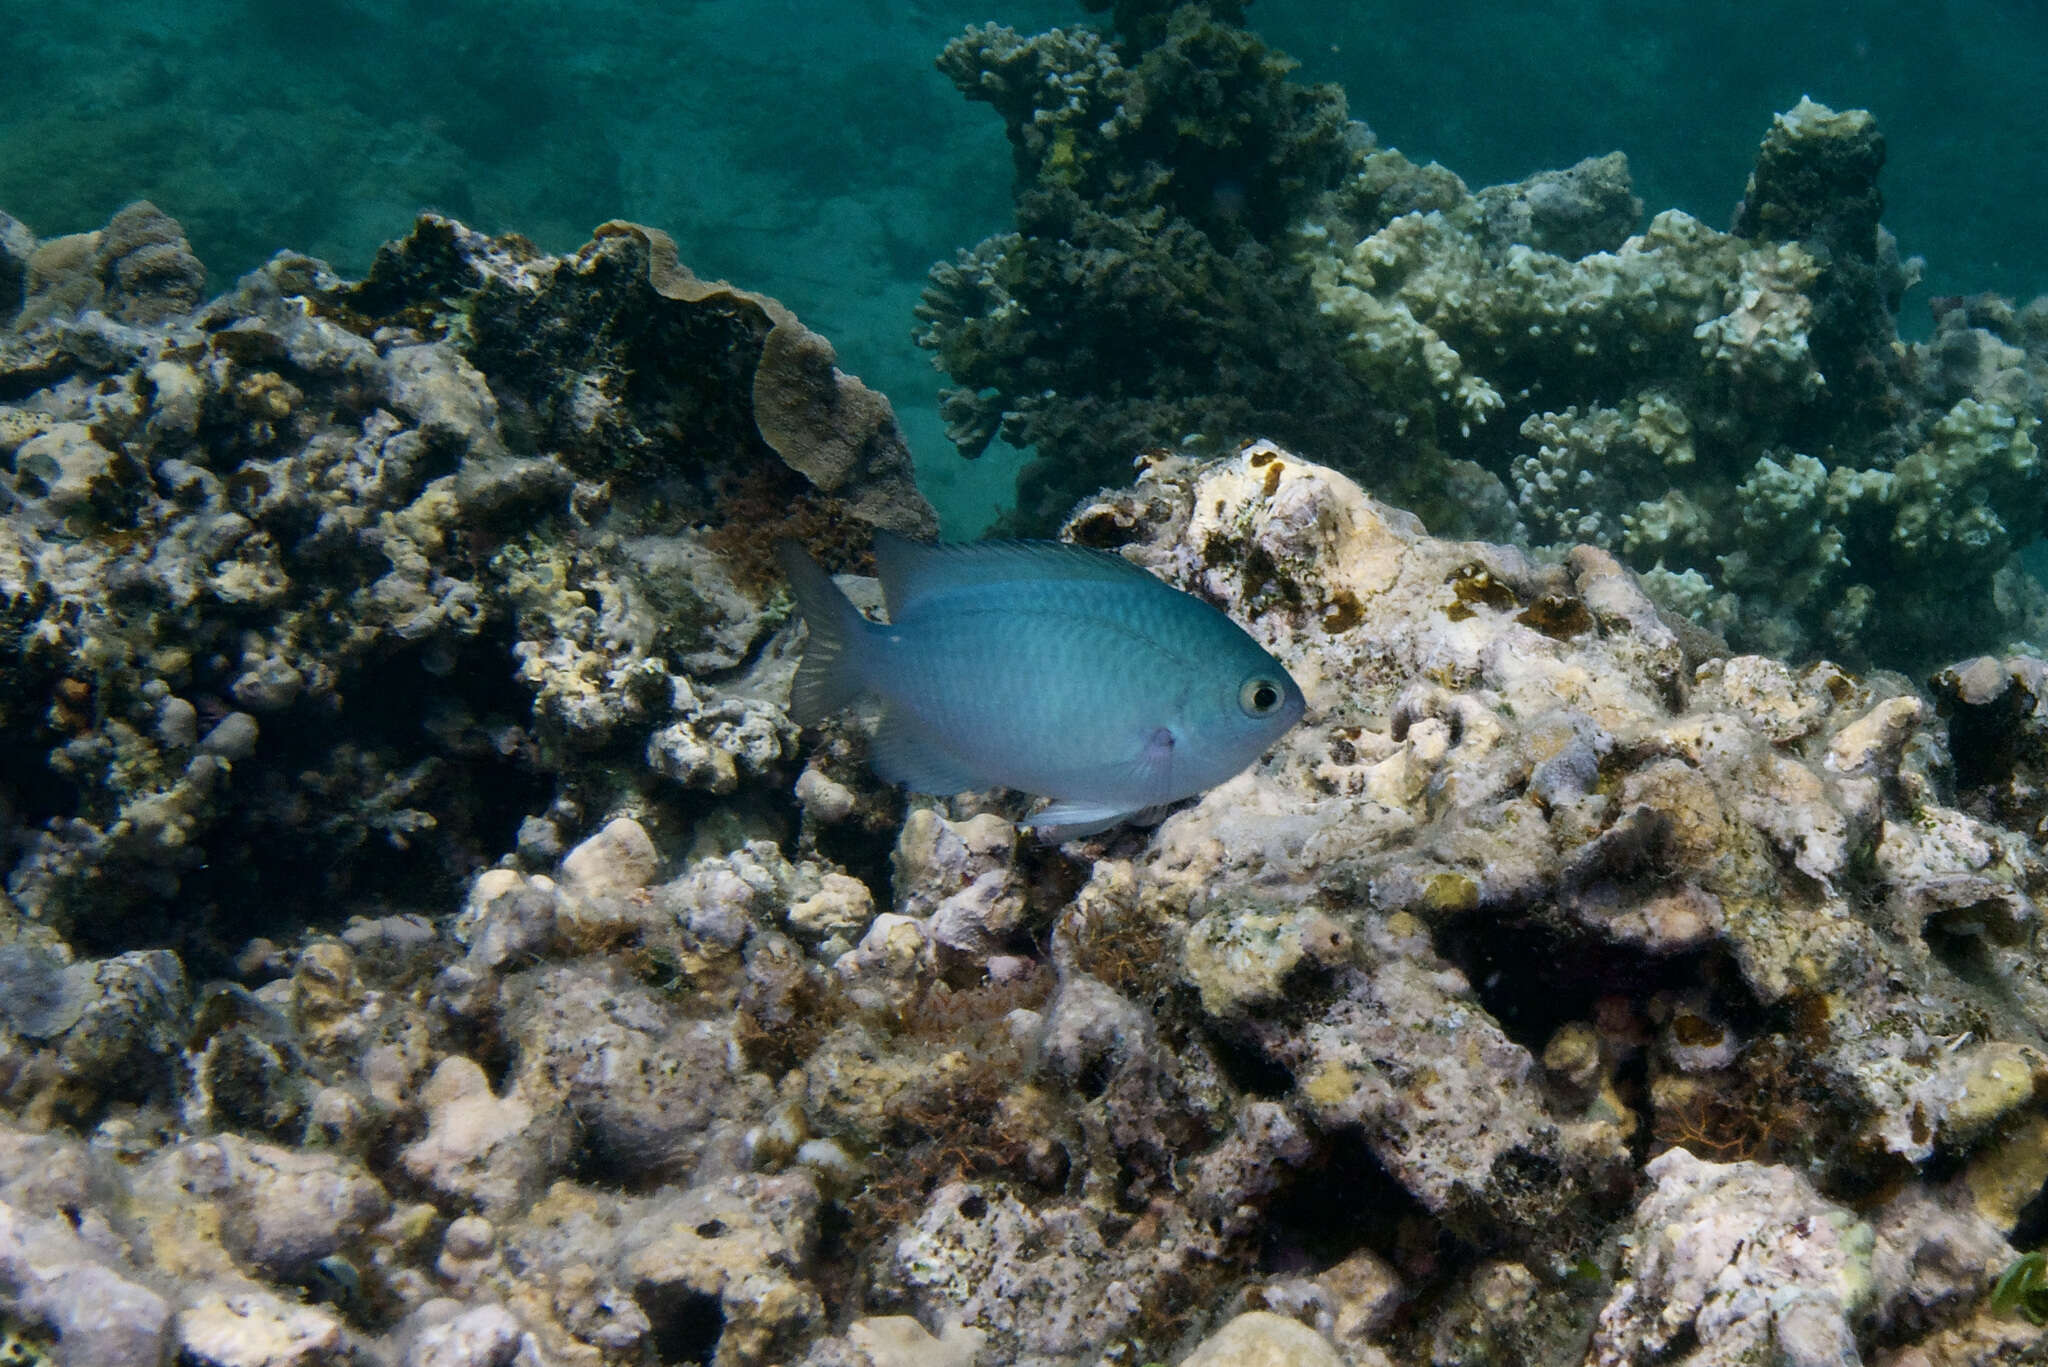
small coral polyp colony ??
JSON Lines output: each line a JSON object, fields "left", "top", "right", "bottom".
{"left": 917, "top": 5, "right": 2048, "bottom": 673}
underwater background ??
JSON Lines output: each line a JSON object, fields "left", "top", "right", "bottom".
{"left": 3, "top": 0, "right": 2042, "bottom": 536}
{"left": 10, "top": 4, "right": 2048, "bottom": 1365}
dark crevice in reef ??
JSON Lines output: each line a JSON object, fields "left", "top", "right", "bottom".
{"left": 1259, "top": 1124, "right": 1454, "bottom": 1282}
{"left": 813, "top": 820, "right": 897, "bottom": 917}
{"left": 638, "top": 1283, "right": 725, "bottom": 1367}
{"left": 1202, "top": 1022, "right": 1298, "bottom": 1100}
{"left": 63, "top": 623, "right": 549, "bottom": 977}
{"left": 0, "top": 725, "right": 72, "bottom": 831}
{"left": 1922, "top": 909, "right": 2010, "bottom": 994}
{"left": 1944, "top": 681, "right": 2026, "bottom": 795}
{"left": 1433, "top": 909, "right": 1736, "bottom": 1057}
{"left": 566, "top": 1120, "right": 667, "bottom": 1196}
{"left": 0, "top": 586, "right": 74, "bottom": 821}
{"left": 2008, "top": 1179, "right": 2048, "bottom": 1258}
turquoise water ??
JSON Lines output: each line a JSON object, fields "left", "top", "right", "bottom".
{"left": 3, "top": 0, "right": 2042, "bottom": 534}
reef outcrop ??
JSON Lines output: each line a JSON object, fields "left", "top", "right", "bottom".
{"left": 0, "top": 205, "right": 929, "bottom": 963}
{"left": 6, "top": 39, "right": 2048, "bottom": 1347}
{"left": 915, "top": 6, "right": 1360, "bottom": 532}
{"left": 7, "top": 336, "right": 2048, "bottom": 1362}
{"left": 920, "top": 3, "right": 2048, "bottom": 673}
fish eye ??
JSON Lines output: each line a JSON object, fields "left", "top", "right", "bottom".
{"left": 1240, "top": 677, "right": 1284, "bottom": 716}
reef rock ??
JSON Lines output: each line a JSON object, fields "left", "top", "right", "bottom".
{"left": 0, "top": 438, "right": 2042, "bottom": 1365}
{"left": 0, "top": 202, "right": 932, "bottom": 959}
{"left": 8, "top": 173, "right": 2048, "bottom": 1367}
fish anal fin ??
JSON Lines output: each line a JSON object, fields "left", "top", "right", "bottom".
{"left": 1022, "top": 800, "right": 1143, "bottom": 842}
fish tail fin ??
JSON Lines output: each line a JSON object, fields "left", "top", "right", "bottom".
{"left": 775, "top": 540, "right": 871, "bottom": 724}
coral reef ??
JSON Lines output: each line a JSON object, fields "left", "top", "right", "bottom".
{"left": 7, "top": 60, "right": 2048, "bottom": 1350}
{"left": 0, "top": 203, "right": 930, "bottom": 964}
{"left": 7, "top": 351, "right": 2048, "bottom": 1364}
{"left": 1306, "top": 99, "right": 2046, "bottom": 669}
{"left": 920, "top": 3, "right": 2048, "bottom": 671}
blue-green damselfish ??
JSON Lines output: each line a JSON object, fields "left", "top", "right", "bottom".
{"left": 776, "top": 532, "right": 1306, "bottom": 839}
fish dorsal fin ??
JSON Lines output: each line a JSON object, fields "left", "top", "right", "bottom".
{"left": 872, "top": 529, "right": 1160, "bottom": 618}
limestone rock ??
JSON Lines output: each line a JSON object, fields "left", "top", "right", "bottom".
{"left": 401, "top": 1057, "right": 563, "bottom": 1216}
{"left": 1181, "top": 1311, "right": 1345, "bottom": 1367}
{"left": 175, "top": 1290, "right": 350, "bottom": 1367}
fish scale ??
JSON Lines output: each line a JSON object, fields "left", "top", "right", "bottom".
{"left": 883, "top": 599, "right": 1193, "bottom": 796}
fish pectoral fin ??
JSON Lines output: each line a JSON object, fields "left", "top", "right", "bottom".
{"left": 870, "top": 708, "right": 982, "bottom": 795}
{"left": 1024, "top": 728, "right": 1187, "bottom": 841}
{"left": 1022, "top": 800, "right": 1142, "bottom": 842}
{"left": 1122, "top": 725, "right": 1179, "bottom": 806}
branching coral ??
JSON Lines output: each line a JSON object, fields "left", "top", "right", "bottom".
{"left": 916, "top": 4, "right": 1357, "bottom": 529}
